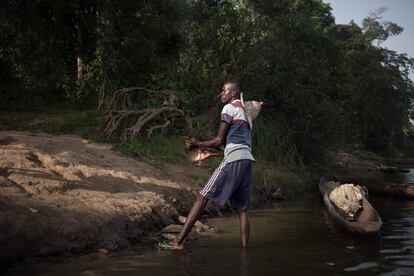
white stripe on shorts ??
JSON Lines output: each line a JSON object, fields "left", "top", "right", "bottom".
{"left": 200, "top": 159, "right": 228, "bottom": 196}
{"left": 200, "top": 159, "right": 227, "bottom": 195}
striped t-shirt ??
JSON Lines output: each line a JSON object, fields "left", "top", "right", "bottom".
{"left": 221, "top": 99, "right": 255, "bottom": 163}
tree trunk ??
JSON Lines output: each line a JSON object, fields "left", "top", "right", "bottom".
{"left": 74, "top": 0, "right": 83, "bottom": 82}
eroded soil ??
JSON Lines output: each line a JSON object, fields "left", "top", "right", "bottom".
{"left": 0, "top": 131, "right": 213, "bottom": 266}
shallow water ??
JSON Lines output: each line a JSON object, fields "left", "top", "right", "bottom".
{"left": 402, "top": 169, "right": 414, "bottom": 184}
{"left": 7, "top": 195, "right": 414, "bottom": 276}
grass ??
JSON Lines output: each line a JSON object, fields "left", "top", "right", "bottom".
{"left": 252, "top": 118, "right": 302, "bottom": 167}
{"left": 202, "top": 155, "right": 222, "bottom": 171}
{"left": 0, "top": 110, "right": 106, "bottom": 143}
{"left": 274, "top": 168, "right": 306, "bottom": 194}
{"left": 250, "top": 159, "right": 315, "bottom": 206}
{"left": 1, "top": 110, "right": 193, "bottom": 168}
{"left": 114, "top": 135, "right": 188, "bottom": 167}
{"left": 1, "top": 110, "right": 319, "bottom": 198}
{"left": 188, "top": 173, "right": 209, "bottom": 185}
{"left": 1, "top": 109, "right": 193, "bottom": 172}
{"left": 248, "top": 117, "right": 317, "bottom": 202}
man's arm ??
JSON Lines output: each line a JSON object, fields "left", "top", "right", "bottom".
{"left": 186, "top": 122, "right": 229, "bottom": 149}
{"left": 205, "top": 149, "right": 224, "bottom": 157}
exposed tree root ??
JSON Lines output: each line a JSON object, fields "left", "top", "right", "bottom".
{"left": 104, "top": 87, "right": 192, "bottom": 140}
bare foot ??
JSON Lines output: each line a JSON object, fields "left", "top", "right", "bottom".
{"left": 157, "top": 239, "right": 184, "bottom": 250}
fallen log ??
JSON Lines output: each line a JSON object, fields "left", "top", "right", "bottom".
{"left": 340, "top": 177, "right": 414, "bottom": 199}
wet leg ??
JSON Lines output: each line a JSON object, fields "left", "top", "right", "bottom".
{"left": 239, "top": 210, "right": 250, "bottom": 248}
{"left": 175, "top": 195, "right": 209, "bottom": 247}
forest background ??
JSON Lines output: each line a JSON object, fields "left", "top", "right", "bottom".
{"left": 1, "top": 0, "right": 414, "bottom": 191}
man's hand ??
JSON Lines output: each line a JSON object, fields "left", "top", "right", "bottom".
{"left": 185, "top": 121, "right": 229, "bottom": 150}
{"left": 192, "top": 149, "right": 211, "bottom": 163}
{"left": 185, "top": 136, "right": 199, "bottom": 150}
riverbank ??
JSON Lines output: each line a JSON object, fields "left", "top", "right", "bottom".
{"left": 1, "top": 118, "right": 410, "bottom": 268}
{"left": 0, "top": 130, "right": 308, "bottom": 268}
{"left": 0, "top": 131, "right": 215, "bottom": 267}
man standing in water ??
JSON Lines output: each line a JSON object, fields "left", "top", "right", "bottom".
{"left": 158, "top": 80, "right": 256, "bottom": 249}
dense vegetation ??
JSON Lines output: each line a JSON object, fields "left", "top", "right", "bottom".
{"left": 1, "top": 0, "right": 413, "bottom": 168}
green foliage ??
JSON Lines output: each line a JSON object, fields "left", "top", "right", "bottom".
{"left": 0, "top": 0, "right": 77, "bottom": 110}
{"left": 362, "top": 8, "right": 403, "bottom": 45}
{"left": 252, "top": 118, "right": 302, "bottom": 167}
{"left": 202, "top": 156, "right": 223, "bottom": 171}
{"left": 0, "top": 110, "right": 106, "bottom": 142}
{"left": 251, "top": 160, "right": 314, "bottom": 203}
{"left": 114, "top": 135, "right": 187, "bottom": 164}
{"left": 188, "top": 173, "right": 208, "bottom": 185}
{"left": 274, "top": 169, "right": 305, "bottom": 194}
{"left": 1, "top": 0, "right": 413, "bottom": 165}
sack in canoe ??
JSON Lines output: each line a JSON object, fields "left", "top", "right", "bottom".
{"left": 329, "top": 183, "right": 368, "bottom": 221}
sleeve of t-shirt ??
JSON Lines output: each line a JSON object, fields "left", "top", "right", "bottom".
{"left": 221, "top": 104, "right": 234, "bottom": 124}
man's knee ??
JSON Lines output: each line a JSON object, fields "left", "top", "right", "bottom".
{"left": 237, "top": 209, "right": 248, "bottom": 214}
{"left": 196, "top": 194, "right": 209, "bottom": 204}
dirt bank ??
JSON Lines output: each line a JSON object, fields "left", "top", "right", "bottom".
{"left": 0, "top": 131, "right": 214, "bottom": 266}
{"left": 325, "top": 151, "right": 384, "bottom": 179}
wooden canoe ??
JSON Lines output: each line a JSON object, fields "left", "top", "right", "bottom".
{"left": 319, "top": 175, "right": 382, "bottom": 234}
{"left": 341, "top": 177, "right": 414, "bottom": 199}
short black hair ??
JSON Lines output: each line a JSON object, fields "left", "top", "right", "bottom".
{"left": 224, "top": 79, "right": 242, "bottom": 93}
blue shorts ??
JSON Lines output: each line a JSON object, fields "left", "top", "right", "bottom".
{"left": 200, "top": 159, "right": 253, "bottom": 211}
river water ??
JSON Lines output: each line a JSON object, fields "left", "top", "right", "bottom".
{"left": 402, "top": 169, "right": 414, "bottom": 184}
{"left": 7, "top": 193, "right": 414, "bottom": 276}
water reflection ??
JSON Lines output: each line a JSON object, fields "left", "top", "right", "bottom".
{"left": 240, "top": 249, "right": 251, "bottom": 276}
{"left": 344, "top": 261, "right": 379, "bottom": 272}
{"left": 374, "top": 198, "right": 414, "bottom": 275}
{"left": 403, "top": 169, "right": 414, "bottom": 184}
{"left": 6, "top": 195, "right": 414, "bottom": 275}
{"left": 382, "top": 168, "right": 414, "bottom": 184}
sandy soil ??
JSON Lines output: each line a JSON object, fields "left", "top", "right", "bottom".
{"left": 0, "top": 131, "right": 212, "bottom": 266}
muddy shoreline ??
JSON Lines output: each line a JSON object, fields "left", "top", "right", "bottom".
{"left": 1, "top": 131, "right": 294, "bottom": 269}
{"left": 0, "top": 131, "right": 224, "bottom": 269}
{"left": 1, "top": 131, "right": 411, "bottom": 270}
